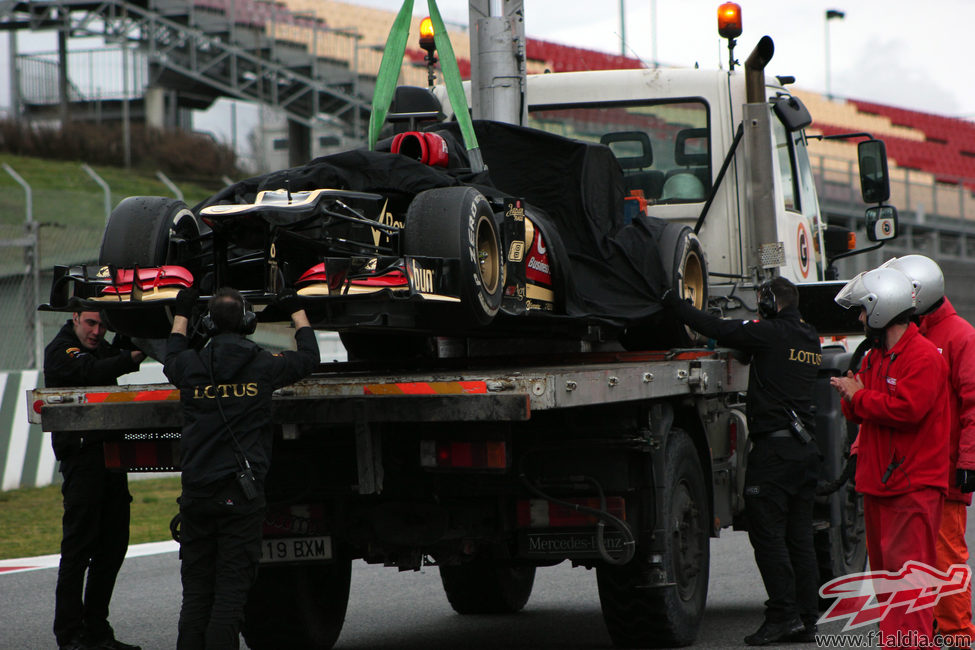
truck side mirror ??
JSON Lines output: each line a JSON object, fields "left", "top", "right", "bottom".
{"left": 771, "top": 95, "right": 811, "bottom": 132}
{"left": 858, "top": 139, "right": 890, "bottom": 204}
{"left": 865, "top": 205, "right": 898, "bottom": 242}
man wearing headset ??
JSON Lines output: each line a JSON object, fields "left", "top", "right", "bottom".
{"left": 832, "top": 267, "right": 950, "bottom": 649}
{"left": 877, "top": 256, "right": 975, "bottom": 648}
{"left": 664, "top": 276, "right": 822, "bottom": 645}
{"left": 164, "top": 286, "right": 319, "bottom": 650}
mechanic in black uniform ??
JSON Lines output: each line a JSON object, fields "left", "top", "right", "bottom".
{"left": 664, "top": 276, "right": 822, "bottom": 646}
{"left": 164, "top": 286, "right": 319, "bottom": 650}
{"left": 45, "top": 310, "right": 146, "bottom": 650}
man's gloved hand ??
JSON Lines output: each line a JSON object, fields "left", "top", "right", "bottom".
{"left": 173, "top": 287, "right": 199, "bottom": 319}
{"left": 660, "top": 288, "right": 683, "bottom": 309}
{"left": 847, "top": 454, "right": 857, "bottom": 489}
{"left": 957, "top": 468, "right": 975, "bottom": 493}
{"left": 274, "top": 288, "right": 302, "bottom": 316}
{"left": 112, "top": 333, "right": 134, "bottom": 350}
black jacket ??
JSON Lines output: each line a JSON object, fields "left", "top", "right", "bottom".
{"left": 164, "top": 327, "right": 319, "bottom": 496}
{"left": 44, "top": 320, "right": 142, "bottom": 460}
{"left": 673, "top": 303, "right": 821, "bottom": 436}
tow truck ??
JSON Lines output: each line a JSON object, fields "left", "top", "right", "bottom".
{"left": 27, "top": 2, "right": 897, "bottom": 647}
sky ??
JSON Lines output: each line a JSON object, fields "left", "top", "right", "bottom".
{"left": 2, "top": 0, "right": 972, "bottom": 160}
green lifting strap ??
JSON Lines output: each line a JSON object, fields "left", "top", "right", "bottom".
{"left": 367, "top": 0, "right": 414, "bottom": 151}
{"left": 368, "top": 0, "right": 484, "bottom": 172}
{"left": 426, "top": 0, "right": 483, "bottom": 171}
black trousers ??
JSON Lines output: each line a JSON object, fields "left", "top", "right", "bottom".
{"left": 744, "top": 435, "right": 821, "bottom": 625}
{"left": 177, "top": 480, "right": 265, "bottom": 650}
{"left": 54, "top": 445, "right": 131, "bottom": 646}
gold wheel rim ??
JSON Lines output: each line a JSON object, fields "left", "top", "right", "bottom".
{"left": 476, "top": 215, "right": 500, "bottom": 293}
{"left": 682, "top": 249, "right": 705, "bottom": 309}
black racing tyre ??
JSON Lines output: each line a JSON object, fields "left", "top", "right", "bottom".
{"left": 404, "top": 186, "right": 503, "bottom": 327}
{"left": 597, "top": 430, "right": 709, "bottom": 648}
{"left": 242, "top": 560, "right": 352, "bottom": 650}
{"left": 439, "top": 554, "right": 536, "bottom": 614}
{"left": 98, "top": 197, "right": 202, "bottom": 339}
{"left": 99, "top": 196, "right": 201, "bottom": 270}
{"left": 659, "top": 223, "right": 708, "bottom": 346}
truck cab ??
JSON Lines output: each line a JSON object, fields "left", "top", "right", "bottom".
{"left": 522, "top": 67, "right": 828, "bottom": 287}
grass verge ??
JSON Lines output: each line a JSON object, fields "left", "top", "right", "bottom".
{"left": 0, "top": 476, "right": 181, "bottom": 560}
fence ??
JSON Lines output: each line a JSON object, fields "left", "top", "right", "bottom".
{"left": 0, "top": 161, "right": 199, "bottom": 370}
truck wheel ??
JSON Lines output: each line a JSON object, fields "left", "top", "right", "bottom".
{"left": 404, "top": 186, "right": 503, "bottom": 327}
{"left": 596, "top": 430, "right": 709, "bottom": 648}
{"left": 815, "top": 478, "right": 865, "bottom": 586}
{"left": 98, "top": 196, "right": 202, "bottom": 339}
{"left": 815, "top": 341, "right": 867, "bottom": 587}
{"left": 242, "top": 560, "right": 352, "bottom": 650}
{"left": 439, "top": 555, "right": 536, "bottom": 614}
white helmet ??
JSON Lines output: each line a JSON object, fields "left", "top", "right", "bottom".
{"left": 880, "top": 255, "right": 944, "bottom": 314}
{"left": 835, "top": 267, "right": 916, "bottom": 328}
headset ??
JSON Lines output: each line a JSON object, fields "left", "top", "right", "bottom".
{"left": 757, "top": 281, "right": 777, "bottom": 319}
{"left": 201, "top": 296, "right": 257, "bottom": 335}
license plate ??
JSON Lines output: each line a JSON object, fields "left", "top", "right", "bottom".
{"left": 260, "top": 536, "right": 332, "bottom": 563}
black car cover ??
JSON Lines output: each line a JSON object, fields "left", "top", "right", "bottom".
{"left": 198, "top": 120, "right": 670, "bottom": 326}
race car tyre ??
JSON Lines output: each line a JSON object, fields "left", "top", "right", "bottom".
{"left": 621, "top": 223, "right": 708, "bottom": 350}
{"left": 99, "top": 196, "right": 201, "bottom": 270}
{"left": 242, "top": 559, "right": 352, "bottom": 650}
{"left": 596, "top": 429, "right": 709, "bottom": 648}
{"left": 659, "top": 223, "right": 708, "bottom": 346}
{"left": 404, "top": 186, "right": 503, "bottom": 327}
{"left": 439, "top": 553, "right": 536, "bottom": 614}
{"left": 98, "top": 196, "right": 202, "bottom": 339}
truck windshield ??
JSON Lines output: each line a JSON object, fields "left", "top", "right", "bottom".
{"left": 528, "top": 100, "right": 710, "bottom": 205}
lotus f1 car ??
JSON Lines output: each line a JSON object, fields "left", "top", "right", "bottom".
{"left": 43, "top": 118, "right": 707, "bottom": 353}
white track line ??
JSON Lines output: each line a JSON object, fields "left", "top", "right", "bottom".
{"left": 0, "top": 540, "right": 179, "bottom": 575}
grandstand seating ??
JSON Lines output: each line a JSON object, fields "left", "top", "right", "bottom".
{"left": 176, "top": 0, "right": 975, "bottom": 209}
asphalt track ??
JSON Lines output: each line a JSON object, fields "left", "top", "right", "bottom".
{"left": 2, "top": 513, "right": 972, "bottom": 649}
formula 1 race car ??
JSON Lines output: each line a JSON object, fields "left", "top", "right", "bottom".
{"left": 43, "top": 114, "right": 707, "bottom": 356}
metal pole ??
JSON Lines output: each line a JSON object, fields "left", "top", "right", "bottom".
{"left": 156, "top": 171, "right": 184, "bottom": 201}
{"left": 3, "top": 163, "right": 41, "bottom": 368}
{"left": 122, "top": 32, "right": 132, "bottom": 168}
{"left": 825, "top": 10, "right": 845, "bottom": 101}
{"left": 353, "top": 36, "right": 361, "bottom": 140}
{"left": 82, "top": 163, "right": 112, "bottom": 224}
{"left": 619, "top": 0, "right": 626, "bottom": 57}
{"left": 824, "top": 18, "right": 831, "bottom": 100}
{"left": 651, "top": 0, "right": 658, "bottom": 67}
{"left": 9, "top": 31, "right": 21, "bottom": 120}
{"left": 57, "top": 15, "right": 69, "bottom": 127}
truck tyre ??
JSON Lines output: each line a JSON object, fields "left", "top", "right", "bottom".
{"left": 404, "top": 186, "right": 503, "bottom": 327}
{"left": 242, "top": 560, "right": 352, "bottom": 650}
{"left": 98, "top": 196, "right": 201, "bottom": 339}
{"left": 439, "top": 555, "right": 536, "bottom": 614}
{"left": 815, "top": 341, "right": 867, "bottom": 588}
{"left": 596, "top": 430, "right": 709, "bottom": 648}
